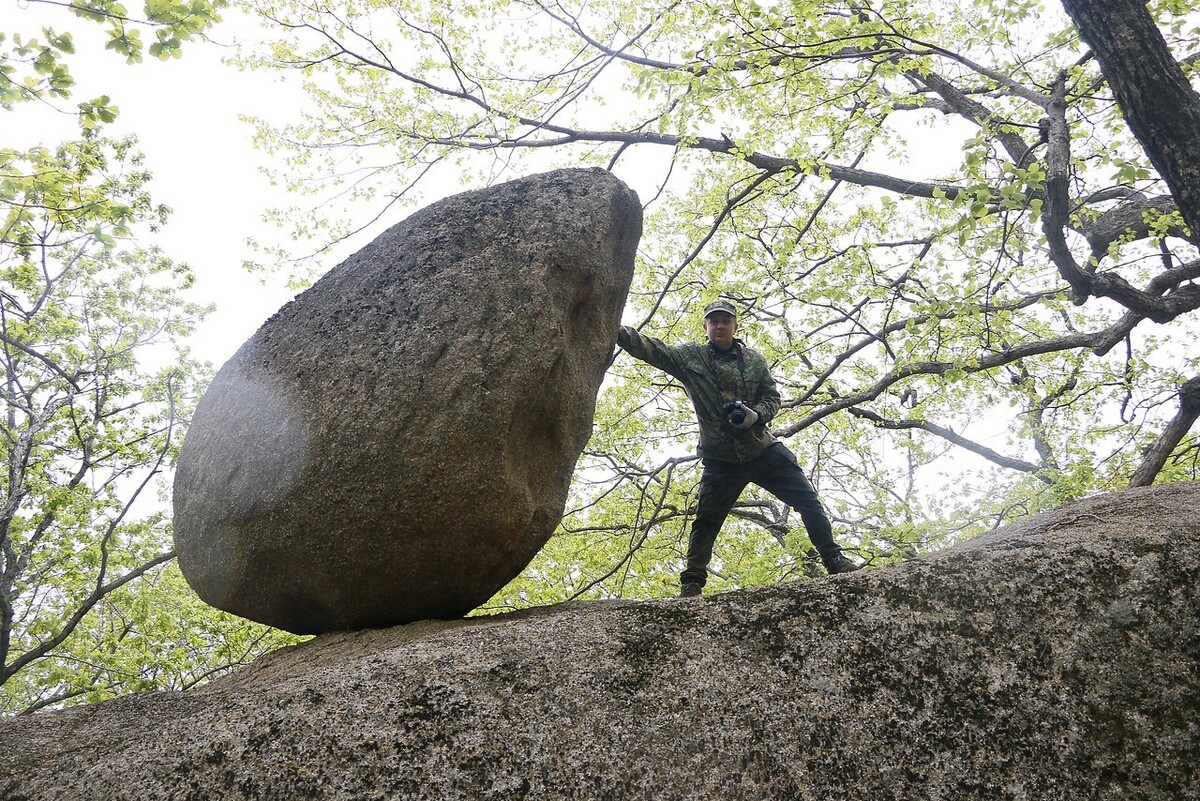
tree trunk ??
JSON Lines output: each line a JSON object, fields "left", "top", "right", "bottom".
{"left": 1129, "top": 376, "right": 1200, "bottom": 487}
{"left": 1060, "top": 0, "right": 1200, "bottom": 244}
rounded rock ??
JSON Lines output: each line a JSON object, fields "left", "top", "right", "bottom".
{"left": 173, "top": 168, "right": 641, "bottom": 633}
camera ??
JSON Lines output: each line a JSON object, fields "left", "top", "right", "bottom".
{"left": 722, "top": 400, "right": 747, "bottom": 426}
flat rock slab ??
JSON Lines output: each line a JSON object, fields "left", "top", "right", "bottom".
{"left": 4, "top": 483, "right": 1199, "bottom": 799}
{"left": 172, "top": 168, "right": 641, "bottom": 633}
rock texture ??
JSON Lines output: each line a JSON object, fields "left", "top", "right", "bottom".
{"left": 172, "top": 168, "right": 641, "bottom": 634}
{"left": 5, "top": 482, "right": 1200, "bottom": 800}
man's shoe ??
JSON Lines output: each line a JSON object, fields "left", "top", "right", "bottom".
{"left": 821, "top": 553, "right": 861, "bottom": 575}
{"left": 680, "top": 582, "right": 703, "bottom": 598}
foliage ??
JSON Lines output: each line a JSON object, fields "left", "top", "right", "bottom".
{"left": 0, "top": 0, "right": 308, "bottom": 716}
{"left": 244, "top": 0, "right": 1200, "bottom": 609}
{"left": 0, "top": 561, "right": 297, "bottom": 713}
{"left": 2, "top": 0, "right": 227, "bottom": 116}
{"left": 0, "top": 129, "right": 297, "bottom": 715}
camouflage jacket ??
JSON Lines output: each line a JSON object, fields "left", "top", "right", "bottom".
{"left": 617, "top": 326, "right": 781, "bottom": 463}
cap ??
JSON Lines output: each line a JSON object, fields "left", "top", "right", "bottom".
{"left": 703, "top": 299, "right": 738, "bottom": 318}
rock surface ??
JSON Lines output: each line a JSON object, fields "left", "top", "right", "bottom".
{"left": 5, "top": 482, "right": 1200, "bottom": 800}
{"left": 172, "top": 168, "right": 641, "bottom": 634}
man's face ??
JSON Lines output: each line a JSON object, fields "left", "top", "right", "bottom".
{"left": 704, "top": 312, "right": 737, "bottom": 350}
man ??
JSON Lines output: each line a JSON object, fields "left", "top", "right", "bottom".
{"left": 616, "top": 299, "right": 859, "bottom": 597}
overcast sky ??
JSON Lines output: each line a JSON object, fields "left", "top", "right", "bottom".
{"left": 14, "top": 6, "right": 308, "bottom": 369}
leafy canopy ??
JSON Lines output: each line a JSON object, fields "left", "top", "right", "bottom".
{"left": 240, "top": 0, "right": 1200, "bottom": 607}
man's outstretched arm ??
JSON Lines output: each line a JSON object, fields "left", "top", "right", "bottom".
{"left": 616, "top": 326, "right": 687, "bottom": 379}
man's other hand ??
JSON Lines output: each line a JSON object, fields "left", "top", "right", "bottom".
{"left": 731, "top": 404, "right": 758, "bottom": 429}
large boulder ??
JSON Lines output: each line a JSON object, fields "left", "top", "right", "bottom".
{"left": 172, "top": 168, "right": 641, "bottom": 634}
{"left": 3, "top": 482, "right": 1199, "bottom": 799}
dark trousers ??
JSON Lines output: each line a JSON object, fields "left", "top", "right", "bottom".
{"left": 682, "top": 443, "right": 838, "bottom": 587}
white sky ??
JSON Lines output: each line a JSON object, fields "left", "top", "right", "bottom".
{"left": 12, "top": 6, "right": 309, "bottom": 369}
{"left": 10, "top": 3, "right": 690, "bottom": 370}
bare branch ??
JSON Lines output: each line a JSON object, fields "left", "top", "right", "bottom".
{"left": 777, "top": 312, "right": 1145, "bottom": 437}
{"left": 848, "top": 407, "right": 1054, "bottom": 482}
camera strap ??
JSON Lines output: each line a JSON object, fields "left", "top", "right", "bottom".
{"left": 706, "top": 340, "right": 748, "bottom": 403}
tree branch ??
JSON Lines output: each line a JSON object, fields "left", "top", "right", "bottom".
{"left": 1061, "top": 0, "right": 1200, "bottom": 246}
{"left": 848, "top": 406, "right": 1054, "bottom": 482}
{"left": 788, "top": 289, "right": 1059, "bottom": 408}
{"left": 0, "top": 332, "right": 83, "bottom": 391}
{"left": 905, "top": 68, "right": 1033, "bottom": 165}
{"left": 1129, "top": 376, "right": 1200, "bottom": 487}
{"left": 1, "top": 550, "right": 176, "bottom": 684}
{"left": 777, "top": 312, "right": 1145, "bottom": 436}
{"left": 1041, "top": 72, "right": 1200, "bottom": 321}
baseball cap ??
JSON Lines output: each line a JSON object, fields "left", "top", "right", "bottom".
{"left": 703, "top": 299, "right": 738, "bottom": 318}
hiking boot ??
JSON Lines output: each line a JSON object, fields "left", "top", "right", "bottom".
{"left": 821, "top": 553, "right": 861, "bottom": 575}
{"left": 679, "top": 582, "right": 703, "bottom": 598}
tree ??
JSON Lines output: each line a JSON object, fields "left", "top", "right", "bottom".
{"left": 241, "top": 0, "right": 1200, "bottom": 605}
{"left": 1, "top": 2, "right": 304, "bottom": 714}
{"left": 3, "top": 0, "right": 227, "bottom": 115}
{"left": 0, "top": 134, "right": 181, "bottom": 709}
{"left": 1061, "top": 0, "right": 1200, "bottom": 244}
{"left": 0, "top": 131, "right": 300, "bottom": 714}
